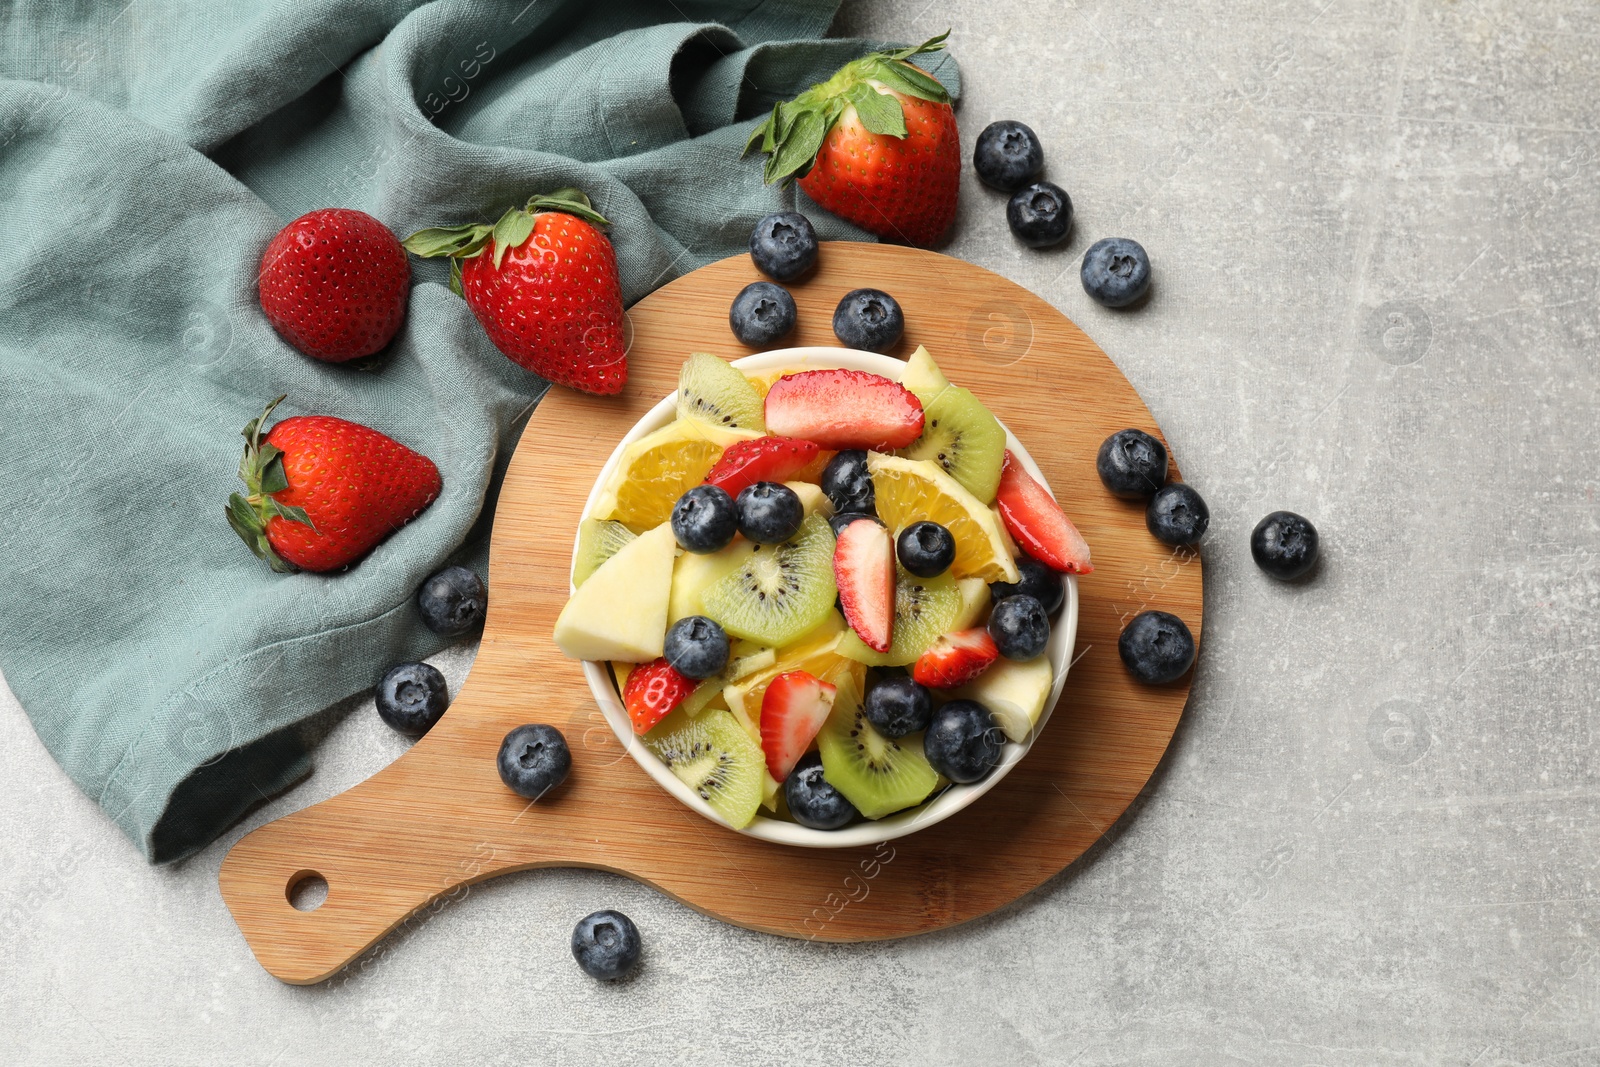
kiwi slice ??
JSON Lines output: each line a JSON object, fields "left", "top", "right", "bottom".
{"left": 837, "top": 565, "right": 960, "bottom": 666}
{"left": 573, "top": 518, "right": 638, "bottom": 586}
{"left": 646, "top": 708, "right": 765, "bottom": 828}
{"left": 678, "top": 352, "right": 765, "bottom": 439}
{"left": 700, "top": 514, "right": 837, "bottom": 646}
{"left": 817, "top": 693, "right": 939, "bottom": 820}
{"left": 898, "top": 385, "right": 1007, "bottom": 504}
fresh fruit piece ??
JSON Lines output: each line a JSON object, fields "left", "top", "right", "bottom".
{"left": 259, "top": 208, "right": 409, "bottom": 363}
{"left": 671, "top": 484, "right": 738, "bottom": 554}
{"left": 988, "top": 594, "right": 1050, "bottom": 661}
{"left": 759, "top": 670, "right": 837, "bottom": 780}
{"left": 497, "top": 724, "right": 572, "bottom": 799}
{"left": 766, "top": 370, "right": 924, "bottom": 451}
{"left": 745, "top": 34, "right": 958, "bottom": 247}
{"left": 900, "top": 345, "right": 951, "bottom": 399}
{"left": 729, "top": 281, "right": 797, "bottom": 346}
{"left": 834, "top": 517, "right": 896, "bottom": 652}
{"left": 786, "top": 480, "right": 832, "bottom": 519}
{"left": 861, "top": 674, "right": 932, "bottom": 738}
{"left": 867, "top": 453, "right": 1019, "bottom": 583}
{"left": 897, "top": 520, "right": 956, "bottom": 578}
{"left": 791, "top": 448, "right": 835, "bottom": 484}
{"left": 951, "top": 576, "right": 991, "bottom": 630}
{"left": 828, "top": 510, "right": 880, "bottom": 539}
{"left": 591, "top": 420, "right": 729, "bottom": 530}
{"left": 837, "top": 565, "right": 960, "bottom": 666}
{"left": 228, "top": 396, "right": 441, "bottom": 574}
{"left": 677, "top": 351, "right": 766, "bottom": 441}
{"left": 700, "top": 513, "right": 836, "bottom": 646}
{"left": 993, "top": 451, "right": 1091, "bottom": 575}
{"left": 681, "top": 642, "right": 776, "bottom": 716}
{"left": 1251, "top": 511, "right": 1319, "bottom": 579}
{"left": 646, "top": 708, "right": 766, "bottom": 828}
{"left": 745, "top": 369, "right": 789, "bottom": 400}
{"left": 923, "top": 700, "right": 1002, "bottom": 784}
{"left": 1096, "top": 428, "right": 1168, "bottom": 498}
{"left": 404, "top": 190, "right": 625, "bottom": 394}
{"left": 573, "top": 519, "right": 638, "bottom": 586}
{"left": 723, "top": 628, "right": 852, "bottom": 736}
{"left": 954, "top": 653, "right": 1054, "bottom": 743}
{"left": 735, "top": 482, "right": 804, "bottom": 544}
{"left": 973, "top": 120, "right": 1044, "bottom": 192}
{"left": 553, "top": 522, "right": 676, "bottom": 661}
{"left": 417, "top": 565, "right": 487, "bottom": 635}
{"left": 832, "top": 288, "right": 904, "bottom": 352}
{"left": 784, "top": 752, "right": 858, "bottom": 829}
{"left": 913, "top": 628, "right": 999, "bottom": 689}
{"left": 1007, "top": 181, "right": 1073, "bottom": 248}
{"left": 664, "top": 616, "right": 730, "bottom": 680}
{"left": 1147, "top": 483, "right": 1210, "bottom": 546}
{"left": 749, "top": 211, "right": 819, "bottom": 281}
{"left": 896, "top": 355, "right": 1007, "bottom": 503}
{"left": 1081, "top": 236, "right": 1152, "bottom": 308}
{"left": 375, "top": 662, "right": 449, "bottom": 737}
{"left": 1119, "top": 610, "right": 1196, "bottom": 684}
{"left": 624, "top": 657, "right": 697, "bottom": 733}
{"left": 668, "top": 539, "right": 756, "bottom": 626}
{"left": 816, "top": 692, "right": 939, "bottom": 819}
{"left": 989, "top": 554, "right": 1064, "bottom": 615}
{"left": 571, "top": 910, "right": 641, "bottom": 981}
{"left": 821, "top": 450, "right": 876, "bottom": 515}
{"left": 704, "top": 437, "right": 820, "bottom": 498}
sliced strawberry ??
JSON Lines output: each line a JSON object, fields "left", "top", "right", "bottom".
{"left": 703, "top": 436, "right": 820, "bottom": 497}
{"left": 759, "top": 670, "right": 838, "bottom": 781}
{"left": 994, "top": 450, "right": 1093, "bottom": 574}
{"left": 623, "top": 658, "right": 695, "bottom": 734}
{"left": 763, "top": 369, "right": 924, "bottom": 450}
{"left": 833, "top": 517, "right": 896, "bottom": 652}
{"left": 913, "top": 628, "right": 1000, "bottom": 688}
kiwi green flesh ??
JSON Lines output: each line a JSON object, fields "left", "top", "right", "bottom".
{"left": 700, "top": 514, "right": 836, "bottom": 646}
{"left": 677, "top": 352, "right": 765, "bottom": 434}
{"left": 837, "top": 566, "right": 960, "bottom": 666}
{"left": 573, "top": 518, "right": 637, "bottom": 586}
{"left": 646, "top": 708, "right": 764, "bottom": 827}
{"left": 897, "top": 385, "right": 1006, "bottom": 504}
{"left": 817, "top": 703, "right": 939, "bottom": 819}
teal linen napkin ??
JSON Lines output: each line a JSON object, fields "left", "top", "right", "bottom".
{"left": 0, "top": 0, "right": 961, "bottom": 862}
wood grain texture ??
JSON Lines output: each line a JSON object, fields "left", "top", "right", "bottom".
{"left": 218, "top": 243, "right": 1202, "bottom": 985}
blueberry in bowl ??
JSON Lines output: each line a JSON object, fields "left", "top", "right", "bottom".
{"left": 989, "top": 554, "right": 1064, "bottom": 616}
{"left": 784, "top": 752, "right": 859, "bottom": 830}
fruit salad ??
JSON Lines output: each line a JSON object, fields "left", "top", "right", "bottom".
{"left": 553, "top": 347, "right": 1092, "bottom": 832}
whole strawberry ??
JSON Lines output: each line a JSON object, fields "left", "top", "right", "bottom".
{"left": 745, "top": 33, "right": 959, "bottom": 247}
{"left": 404, "top": 189, "right": 627, "bottom": 395}
{"left": 258, "top": 208, "right": 410, "bottom": 362}
{"left": 227, "top": 396, "right": 441, "bottom": 573}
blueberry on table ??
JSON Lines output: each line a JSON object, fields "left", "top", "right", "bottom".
{"left": 820, "top": 450, "right": 875, "bottom": 515}
{"left": 1082, "top": 237, "right": 1152, "bottom": 307}
{"left": 664, "top": 615, "right": 730, "bottom": 680}
{"left": 671, "top": 484, "right": 738, "bottom": 553}
{"left": 1118, "top": 610, "right": 1195, "bottom": 684}
{"left": 735, "top": 481, "right": 803, "bottom": 544}
{"left": 973, "top": 120, "right": 1044, "bottom": 191}
{"left": 497, "top": 723, "right": 572, "bottom": 800}
{"left": 1007, "top": 181, "right": 1073, "bottom": 248}
{"left": 374, "top": 662, "right": 449, "bottom": 737}
{"left": 862, "top": 674, "right": 933, "bottom": 739}
{"left": 784, "top": 752, "right": 859, "bottom": 830}
{"left": 571, "top": 909, "right": 642, "bottom": 981}
{"left": 728, "top": 281, "right": 796, "bottom": 347}
{"left": 748, "top": 211, "right": 819, "bottom": 281}
{"left": 832, "top": 288, "right": 904, "bottom": 352}
{"left": 1146, "top": 483, "right": 1210, "bottom": 547}
{"left": 989, "top": 554, "right": 1065, "bottom": 616}
{"left": 923, "top": 699, "right": 1003, "bottom": 784}
{"left": 896, "top": 521, "right": 956, "bottom": 578}
{"left": 987, "top": 594, "right": 1050, "bottom": 661}
{"left": 1096, "top": 428, "right": 1168, "bottom": 498}
{"left": 416, "top": 565, "right": 487, "bottom": 636}
{"left": 1251, "top": 511, "right": 1319, "bottom": 580}
{"left": 827, "top": 510, "right": 881, "bottom": 539}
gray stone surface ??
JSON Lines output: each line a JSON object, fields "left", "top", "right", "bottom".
{"left": 4, "top": 1, "right": 1598, "bottom": 1063}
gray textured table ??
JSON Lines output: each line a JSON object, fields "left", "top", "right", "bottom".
{"left": 4, "top": 2, "right": 1597, "bottom": 1063}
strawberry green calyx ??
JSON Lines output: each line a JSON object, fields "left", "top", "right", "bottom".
{"left": 744, "top": 31, "right": 951, "bottom": 185}
{"left": 402, "top": 188, "right": 610, "bottom": 294}
{"left": 227, "top": 395, "right": 313, "bottom": 574}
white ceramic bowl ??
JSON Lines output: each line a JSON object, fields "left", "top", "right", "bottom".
{"left": 573, "top": 347, "right": 1078, "bottom": 848}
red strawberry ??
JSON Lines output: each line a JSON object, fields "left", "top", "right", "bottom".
{"left": 745, "top": 34, "right": 959, "bottom": 247}
{"left": 703, "top": 436, "right": 820, "bottom": 497}
{"left": 227, "top": 396, "right": 441, "bottom": 573}
{"left": 764, "top": 369, "right": 924, "bottom": 450}
{"left": 759, "top": 670, "right": 837, "bottom": 781}
{"left": 623, "top": 658, "right": 695, "bottom": 735}
{"left": 258, "top": 208, "right": 410, "bottom": 363}
{"left": 994, "top": 450, "right": 1093, "bottom": 574}
{"left": 913, "top": 628, "right": 1000, "bottom": 688}
{"left": 833, "top": 518, "right": 895, "bottom": 653}
{"left": 403, "top": 189, "right": 626, "bottom": 395}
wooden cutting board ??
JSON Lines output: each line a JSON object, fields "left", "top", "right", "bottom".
{"left": 218, "top": 243, "right": 1202, "bottom": 985}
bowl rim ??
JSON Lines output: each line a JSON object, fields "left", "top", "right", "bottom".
{"left": 572, "top": 346, "right": 1079, "bottom": 848}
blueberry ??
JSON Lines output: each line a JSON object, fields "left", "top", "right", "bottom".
{"left": 862, "top": 674, "right": 933, "bottom": 739}
{"left": 987, "top": 594, "right": 1050, "bottom": 660}
{"left": 989, "top": 554, "right": 1065, "bottom": 615}
{"left": 828, "top": 510, "right": 882, "bottom": 539}
{"left": 1118, "top": 610, "right": 1195, "bottom": 684}
{"left": 922, "top": 700, "right": 1003, "bottom": 784}
{"left": 748, "top": 211, "right": 819, "bottom": 281}
{"left": 1081, "top": 237, "right": 1152, "bottom": 307}
{"left": 1146, "top": 483, "right": 1210, "bottom": 547}
{"left": 896, "top": 521, "right": 955, "bottom": 578}
{"left": 1007, "top": 181, "right": 1073, "bottom": 248}
{"left": 496, "top": 723, "right": 572, "bottom": 800}
{"left": 729, "top": 281, "right": 796, "bottom": 347}
{"left": 671, "top": 484, "right": 738, "bottom": 553}
{"left": 973, "top": 120, "right": 1044, "bottom": 192}
{"left": 664, "top": 615, "right": 729, "bottom": 680}
{"left": 832, "top": 288, "right": 904, "bottom": 352}
{"left": 1251, "top": 511, "right": 1319, "bottom": 580}
{"left": 735, "top": 481, "right": 803, "bottom": 544}
{"left": 571, "top": 909, "right": 641, "bottom": 981}
{"left": 1096, "top": 428, "right": 1168, "bottom": 498}
{"left": 416, "top": 565, "right": 487, "bottom": 637}
{"left": 374, "top": 662, "right": 449, "bottom": 737}
{"left": 784, "top": 752, "right": 858, "bottom": 829}
{"left": 820, "top": 450, "right": 874, "bottom": 515}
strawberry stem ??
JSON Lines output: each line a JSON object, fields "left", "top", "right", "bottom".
{"left": 402, "top": 187, "right": 610, "bottom": 271}
{"left": 226, "top": 395, "right": 312, "bottom": 574}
